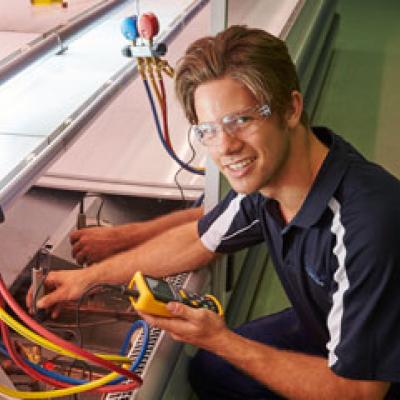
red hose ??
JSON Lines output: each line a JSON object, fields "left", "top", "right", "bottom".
{"left": 0, "top": 275, "right": 141, "bottom": 386}
{"left": 0, "top": 308, "right": 141, "bottom": 393}
{"left": 159, "top": 77, "right": 172, "bottom": 149}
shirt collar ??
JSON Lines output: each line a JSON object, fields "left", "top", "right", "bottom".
{"left": 286, "top": 127, "right": 352, "bottom": 229}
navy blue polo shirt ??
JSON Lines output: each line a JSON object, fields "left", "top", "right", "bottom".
{"left": 198, "top": 127, "right": 400, "bottom": 383}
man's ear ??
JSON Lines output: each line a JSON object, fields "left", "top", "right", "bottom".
{"left": 286, "top": 91, "right": 303, "bottom": 129}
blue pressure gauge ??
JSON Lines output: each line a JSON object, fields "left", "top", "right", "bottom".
{"left": 121, "top": 15, "right": 139, "bottom": 41}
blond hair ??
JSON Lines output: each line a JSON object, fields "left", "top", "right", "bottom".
{"left": 175, "top": 25, "right": 308, "bottom": 126}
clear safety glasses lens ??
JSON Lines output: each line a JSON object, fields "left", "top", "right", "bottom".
{"left": 193, "top": 104, "right": 271, "bottom": 146}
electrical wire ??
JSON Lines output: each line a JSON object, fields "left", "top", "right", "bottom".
{"left": 45, "top": 319, "right": 117, "bottom": 330}
{"left": 0, "top": 276, "right": 141, "bottom": 383}
{"left": 80, "top": 193, "right": 105, "bottom": 226}
{"left": 173, "top": 125, "right": 198, "bottom": 202}
{"left": 96, "top": 197, "right": 104, "bottom": 226}
{"left": 173, "top": 168, "right": 185, "bottom": 202}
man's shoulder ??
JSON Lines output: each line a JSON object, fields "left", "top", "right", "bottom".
{"left": 320, "top": 127, "right": 400, "bottom": 210}
{"left": 341, "top": 158, "right": 400, "bottom": 205}
{"left": 335, "top": 160, "right": 400, "bottom": 239}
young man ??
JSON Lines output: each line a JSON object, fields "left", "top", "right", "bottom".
{"left": 28, "top": 26, "right": 400, "bottom": 399}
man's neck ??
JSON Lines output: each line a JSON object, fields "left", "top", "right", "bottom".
{"left": 260, "top": 126, "right": 329, "bottom": 224}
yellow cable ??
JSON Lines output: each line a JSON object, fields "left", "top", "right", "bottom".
{"left": 204, "top": 294, "right": 224, "bottom": 316}
{"left": 0, "top": 307, "right": 130, "bottom": 363}
{"left": 0, "top": 371, "right": 120, "bottom": 399}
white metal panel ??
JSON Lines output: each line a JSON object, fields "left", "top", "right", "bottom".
{"left": 0, "top": 134, "right": 46, "bottom": 186}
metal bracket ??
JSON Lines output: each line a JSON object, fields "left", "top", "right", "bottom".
{"left": 55, "top": 33, "right": 68, "bottom": 55}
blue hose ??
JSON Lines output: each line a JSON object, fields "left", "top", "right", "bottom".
{"left": 142, "top": 78, "right": 205, "bottom": 176}
{"left": 0, "top": 319, "right": 149, "bottom": 386}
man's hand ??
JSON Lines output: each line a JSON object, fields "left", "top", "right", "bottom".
{"left": 139, "top": 302, "right": 228, "bottom": 352}
{"left": 26, "top": 269, "right": 92, "bottom": 318}
{"left": 70, "top": 207, "right": 204, "bottom": 265}
{"left": 70, "top": 226, "right": 122, "bottom": 264}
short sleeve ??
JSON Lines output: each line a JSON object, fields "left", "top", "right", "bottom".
{"left": 198, "top": 190, "right": 264, "bottom": 253}
{"left": 326, "top": 193, "right": 400, "bottom": 383}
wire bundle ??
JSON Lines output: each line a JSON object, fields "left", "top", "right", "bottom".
{"left": 0, "top": 274, "right": 148, "bottom": 398}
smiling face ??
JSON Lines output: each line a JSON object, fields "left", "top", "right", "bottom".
{"left": 194, "top": 77, "right": 293, "bottom": 195}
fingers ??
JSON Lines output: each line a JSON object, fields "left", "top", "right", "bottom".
{"left": 70, "top": 230, "right": 89, "bottom": 261}
{"left": 166, "top": 302, "right": 204, "bottom": 320}
{"left": 50, "top": 303, "right": 64, "bottom": 319}
{"left": 71, "top": 240, "right": 84, "bottom": 260}
{"left": 34, "top": 271, "right": 69, "bottom": 310}
{"left": 139, "top": 303, "right": 208, "bottom": 331}
{"left": 69, "top": 229, "right": 83, "bottom": 245}
{"left": 71, "top": 239, "right": 92, "bottom": 264}
{"left": 36, "top": 288, "right": 65, "bottom": 310}
{"left": 139, "top": 311, "right": 190, "bottom": 334}
{"left": 75, "top": 250, "right": 87, "bottom": 265}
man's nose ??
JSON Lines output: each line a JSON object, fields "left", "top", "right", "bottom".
{"left": 216, "top": 129, "right": 243, "bottom": 155}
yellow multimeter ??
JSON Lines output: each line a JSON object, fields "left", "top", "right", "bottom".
{"left": 128, "top": 271, "right": 223, "bottom": 317}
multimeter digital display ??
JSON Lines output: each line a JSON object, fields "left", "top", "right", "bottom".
{"left": 144, "top": 276, "right": 177, "bottom": 303}
{"left": 128, "top": 272, "right": 223, "bottom": 317}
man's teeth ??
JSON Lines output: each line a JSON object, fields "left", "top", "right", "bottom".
{"left": 228, "top": 159, "right": 254, "bottom": 171}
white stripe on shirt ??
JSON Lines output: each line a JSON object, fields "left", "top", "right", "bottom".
{"left": 200, "top": 193, "right": 247, "bottom": 252}
{"left": 326, "top": 197, "right": 350, "bottom": 367}
{"left": 221, "top": 219, "right": 260, "bottom": 241}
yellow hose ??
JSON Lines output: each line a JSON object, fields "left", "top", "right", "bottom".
{"left": 0, "top": 307, "right": 130, "bottom": 363}
{"left": 0, "top": 306, "right": 136, "bottom": 398}
{"left": 0, "top": 371, "right": 120, "bottom": 399}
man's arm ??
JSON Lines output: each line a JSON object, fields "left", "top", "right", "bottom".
{"left": 215, "top": 331, "right": 390, "bottom": 400}
{"left": 70, "top": 206, "right": 203, "bottom": 264}
{"left": 28, "top": 219, "right": 215, "bottom": 313}
{"left": 141, "top": 304, "right": 390, "bottom": 400}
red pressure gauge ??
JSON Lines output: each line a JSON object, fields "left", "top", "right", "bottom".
{"left": 138, "top": 12, "right": 159, "bottom": 40}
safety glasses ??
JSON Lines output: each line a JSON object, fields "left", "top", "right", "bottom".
{"left": 192, "top": 104, "right": 271, "bottom": 146}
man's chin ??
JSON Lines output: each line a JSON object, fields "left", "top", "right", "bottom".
{"left": 228, "top": 180, "right": 258, "bottom": 195}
